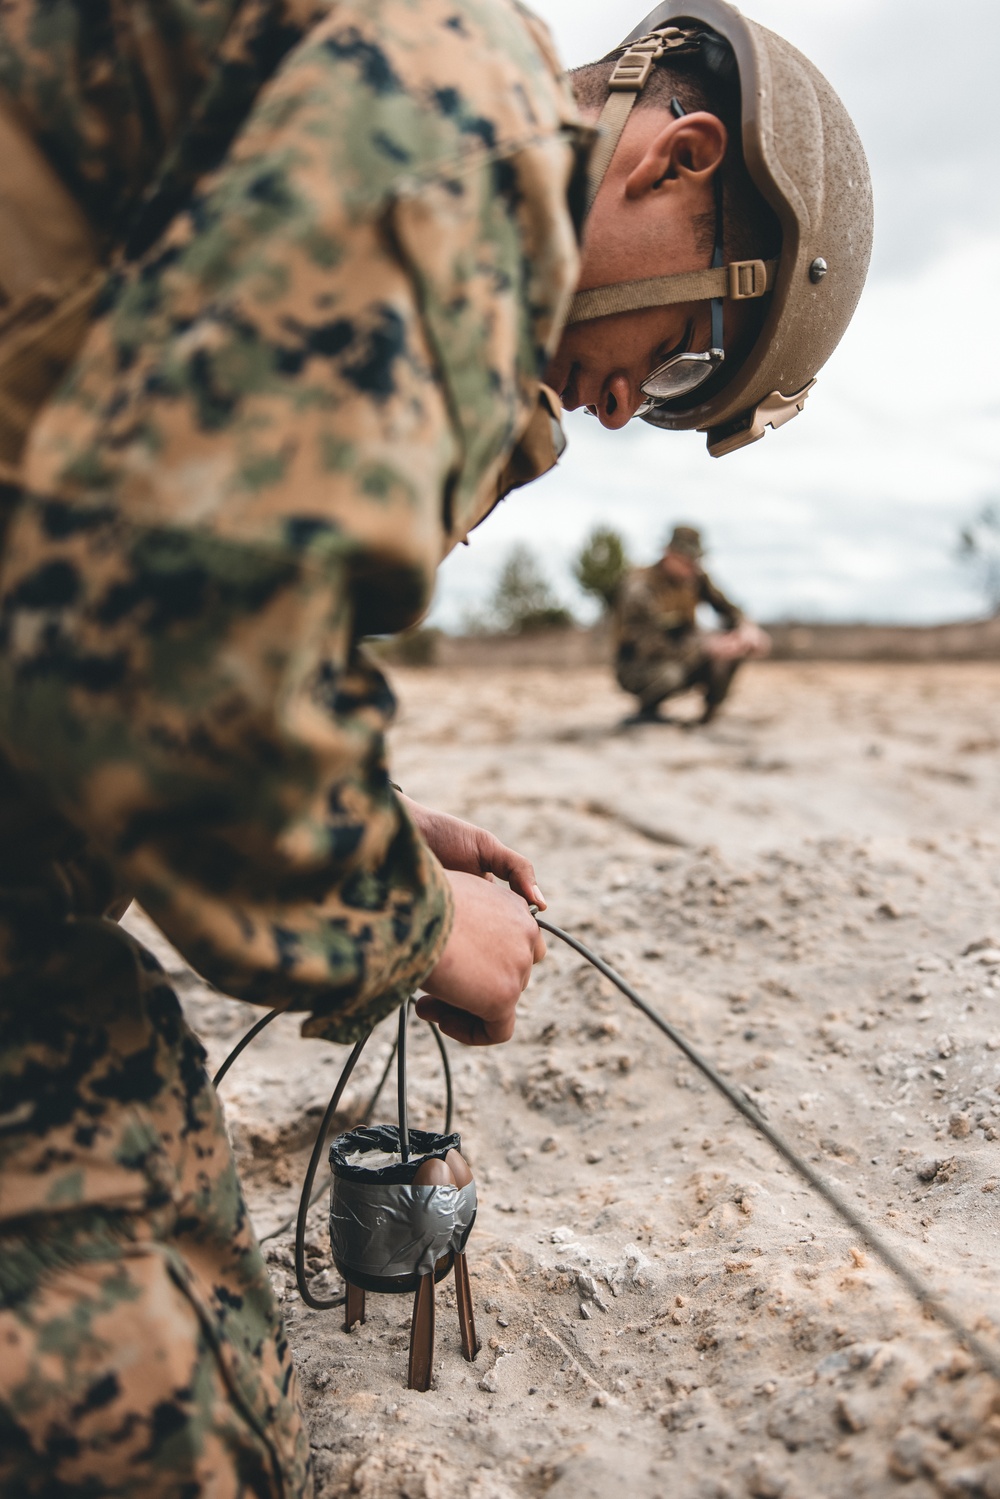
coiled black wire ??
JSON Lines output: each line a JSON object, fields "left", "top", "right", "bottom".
{"left": 212, "top": 1003, "right": 454, "bottom": 1302}
{"left": 397, "top": 1000, "right": 410, "bottom": 1164}
{"left": 294, "top": 1032, "right": 371, "bottom": 1309}
{"left": 212, "top": 1008, "right": 282, "bottom": 1087}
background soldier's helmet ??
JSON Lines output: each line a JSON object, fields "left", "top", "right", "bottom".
{"left": 667, "top": 525, "right": 704, "bottom": 558}
{"left": 568, "top": 0, "right": 873, "bottom": 457}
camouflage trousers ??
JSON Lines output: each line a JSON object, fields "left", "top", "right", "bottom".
{"left": 0, "top": 921, "right": 312, "bottom": 1498}
{"left": 616, "top": 648, "right": 742, "bottom": 719}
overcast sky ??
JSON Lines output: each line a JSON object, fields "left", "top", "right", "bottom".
{"left": 431, "top": 0, "right": 1000, "bottom": 628}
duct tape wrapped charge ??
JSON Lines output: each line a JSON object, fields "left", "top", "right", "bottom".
{"left": 329, "top": 1125, "right": 477, "bottom": 1284}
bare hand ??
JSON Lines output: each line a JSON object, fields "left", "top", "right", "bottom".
{"left": 416, "top": 871, "right": 546, "bottom": 1045}
{"left": 704, "top": 621, "right": 771, "bottom": 662}
{"left": 739, "top": 621, "right": 772, "bottom": 658}
{"left": 401, "top": 796, "right": 546, "bottom": 908}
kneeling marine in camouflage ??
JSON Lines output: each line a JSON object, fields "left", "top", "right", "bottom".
{"left": 0, "top": 0, "right": 587, "bottom": 1491}
{"left": 615, "top": 525, "right": 764, "bottom": 724}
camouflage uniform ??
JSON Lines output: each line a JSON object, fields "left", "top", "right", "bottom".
{"left": 615, "top": 557, "right": 745, "bottom": 719}
{"left": 0, "top": 1, "right": 587, "bottom": 1491}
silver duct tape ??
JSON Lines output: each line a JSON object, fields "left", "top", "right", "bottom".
{"left": 330, "top": 1179, "right": 477, "bottom": 1279}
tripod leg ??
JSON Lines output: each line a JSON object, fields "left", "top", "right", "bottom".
{"left": 454, "top": 1251, "right": 480, "bottom": 1360}
{"left": 343, "top": 1280, "right": 366, "bottom": 1332}
{"left": 408, "top": 1272, "right": 436, "bottom": 1391}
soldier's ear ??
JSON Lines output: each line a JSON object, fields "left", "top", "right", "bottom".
{"left": 624, "top": 111, "right": 727, "bottom": 201}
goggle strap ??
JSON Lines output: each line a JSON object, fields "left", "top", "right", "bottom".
{"left": 567, "top": 258, "right": 777, "bottom": 325}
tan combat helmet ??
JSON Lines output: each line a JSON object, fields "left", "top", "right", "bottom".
{"left": 667, "top": 524, "right": 703, "bottom": 558}
{"left": 567, "top": 0, "right": 873, "bottom": 457}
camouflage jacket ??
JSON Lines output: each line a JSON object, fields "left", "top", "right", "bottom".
{"left": 0, "top": 0, "right": 588, "bottom": 1056}
{"left": 615, "top": 561, "right": 744, "bottom": 669}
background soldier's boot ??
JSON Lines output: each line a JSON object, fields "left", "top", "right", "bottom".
{"left": 700, "top": 659, "right": 742, "bottom": 723}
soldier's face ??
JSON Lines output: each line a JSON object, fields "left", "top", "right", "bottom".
{"left": 548, "top": 299, "right": 714, "bottom": 430}
{"left": 662, "top": 550, "right": 698, "bottom": 580}
{"left": 546, "top": 106, "right": 726, "bottom": 431}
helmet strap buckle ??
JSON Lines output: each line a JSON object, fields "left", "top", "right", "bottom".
{"left": 727, "top": 259, "right": 768, "bottom": 300}
{"left": 587, "top": 27, "right": 707, "bottom": 215}
{"left": 608, "top": 27, "right": 700, "bottom": 93}
{"left": 608, "top": 49, "right": 656, "bottom": 92}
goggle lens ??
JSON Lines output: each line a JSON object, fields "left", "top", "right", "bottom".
{"left": 640, "top": 348, "right": 723, "bottom": 402}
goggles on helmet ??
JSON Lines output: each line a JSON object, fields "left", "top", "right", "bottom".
{"left": 637, "top": 294, "right": 722, "bottom": 407}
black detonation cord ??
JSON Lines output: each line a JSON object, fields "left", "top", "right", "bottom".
{"left": 397, "top": 1000, "right": 411, "bottom": 1164}
{"left": 211, "top": 917, "right": 1000, "bottom": 1380}
{"left": 260, "top": 1022, "right": 453, "bottom": 1248}
{"left": 294, "top": 1031, "right": 370, "bottom": 1308}
{"left": 533, "top": 911, "right": 1000, "bottom": 1384}
{"left": 212, "top": 1002, "right": 454, "bottom": 1307}
{"left": 212, "top": 1008, "right": 282, "bottom": 1087}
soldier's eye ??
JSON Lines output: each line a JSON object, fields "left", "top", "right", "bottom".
{"left": 651, "top": 320, "right": 694, "bottom": 369}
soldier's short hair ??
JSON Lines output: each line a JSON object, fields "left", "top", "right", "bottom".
{"left": 568, "top": 51, "right": 780, "bottom": 266}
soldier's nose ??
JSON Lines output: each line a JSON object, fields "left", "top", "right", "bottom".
{"left": 596, "top": 375, "right": 633, "bottom": 430}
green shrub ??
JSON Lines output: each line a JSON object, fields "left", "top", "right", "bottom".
{"left": 574, "top": 527, "right": 629, "bottom": 611}
{"left": 483, "top": 544, "right": 575, "bottom": 634}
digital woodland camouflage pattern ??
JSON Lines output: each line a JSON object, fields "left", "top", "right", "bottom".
{"left": 0, "top": 0, "right": 587, "bottom": 1490}
{"left": 1, "top": 0, "right": 586, "bottom": 1033}
{"left": 0, "top": 935, "right": 309, "bottom": 1493}
{"left": 615, "top": 560, "right": 744, "bottom": 711}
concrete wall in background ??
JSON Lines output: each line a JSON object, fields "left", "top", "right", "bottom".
{"left": 409, "top": 616, "right": 1000, "bottom": 669}
{"left": 765, "top": 616, "right": 1000, "bottom": 660}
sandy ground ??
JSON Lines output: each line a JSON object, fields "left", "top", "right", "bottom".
{"left": 126, "top": 661, "right": 1000, "bottom": 1499}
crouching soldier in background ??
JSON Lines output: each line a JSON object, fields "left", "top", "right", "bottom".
{"left": 616, "top": 525, "right": 771, "bottom": 724}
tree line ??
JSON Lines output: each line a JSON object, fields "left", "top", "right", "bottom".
{"left": 466, "top": 527, "right": 629, "bottom": 636}
{"left": 479, "top": 498, "right": 1000, "bottom": 632}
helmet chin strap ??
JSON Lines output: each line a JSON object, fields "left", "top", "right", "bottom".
{"left": 583, "top": 26, "right": 701, "bottom": 216}
{"left": 569, "top": 259, "right": 777, "bottom": 323}
{"left": 572, "top": 26, "right": 776, "bottom": 326}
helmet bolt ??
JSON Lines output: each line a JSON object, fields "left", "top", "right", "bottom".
{"left": 809, "top": 257, "right": 828, "bottom": 283}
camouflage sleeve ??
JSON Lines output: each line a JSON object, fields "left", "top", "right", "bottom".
{"left": 0, "top": 0, "right": 312, "bottom": 247}
{"left": 0, "top": 503, "right": 455, "bottom": 1042}
{"left": 699, "top": 571, "right": 744, "bottom": 628}
{"left": 0, "top": 0, "right": 585, "bottom": 1040}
